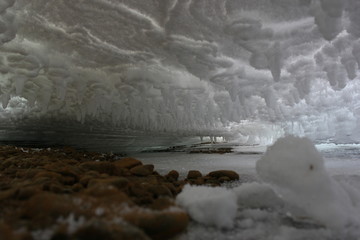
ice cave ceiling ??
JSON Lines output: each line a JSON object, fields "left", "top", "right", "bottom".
{"left": 1, "top": 0, "right": 360, "bottom": 148}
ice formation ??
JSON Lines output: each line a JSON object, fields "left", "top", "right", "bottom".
{"left": 1, "top": 0, "right": 360, "bottom": 147}
{"left": 256, "top": 136, "right": 360, "bottom": 229}
{"left": 175, "top": 136, "right": 360, "bottom": 238}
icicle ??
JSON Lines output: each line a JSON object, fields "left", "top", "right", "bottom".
{"left": 55, "top": 80, "right": 67, "bottom": 102}
{"left": 267, "top": 42, "right": 282, "bottom": 82}
{"left": 341, "top": 56, "right": 357, "bottom": 80}
{"left": 14, "top": 77, "right": 26, "bottom": 96}
{"left": 76, "top": 108, "right": 82, "bottom": 122}
{"left": 1, "top": 92, "right": 10, "bottom": 108}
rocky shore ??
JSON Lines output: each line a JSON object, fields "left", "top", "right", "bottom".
{"left": 0, "top": 145, "right": 239, "bottom": 240}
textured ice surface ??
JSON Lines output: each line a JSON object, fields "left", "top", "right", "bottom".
{"left": 1, "top": 0, "right": 360, "bottom": 147}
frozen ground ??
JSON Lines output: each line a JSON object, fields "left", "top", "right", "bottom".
{"left": 135, "top": 143, "right": 360, "bottom": 178}
{"left": 134, "top": 138, "right": 360, "bottom": 240}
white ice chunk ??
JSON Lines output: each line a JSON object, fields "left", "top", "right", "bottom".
{"left": 256, "top": 136, "right": 359, "bottom": 229}
{"left": 176, "top": 185, "right": 238, "bottom": 229}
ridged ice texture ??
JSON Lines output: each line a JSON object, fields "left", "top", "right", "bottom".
{"left": 1, "top": 0, "right": 360, "bottom": 143}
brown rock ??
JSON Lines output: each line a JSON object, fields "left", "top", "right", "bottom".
{"left": 43, "top": 162, "right": 81, "bottom": 181}
{"left": 72, "top": 183, "right": 84, "bottom": 192}
{"left": 73, "top": 220, "right": 149, "bottom": 240}
{"left": 130, "top": 165, "right": 154, "bottom": 176}
{"left": 173, "top": 180, "right": 186, "bottom": 187}
{"left": 123, "top": 209, "right": 189, "bottom": 240}
{"left": 73, "top": 224, "right": 112, "bottom": 240}
{"left": 60, "top": 175, "right": 77, "bottom": 185}
{"left": 79, "top": 172, "right": 100, "bottom": 187}
{"left": 128, "top": 183, "right": 153, "bottom": 205}
{"left": 51, "top": 226, "right": 71, "bottom": 240}
{"left": 165, "top": 170, "right": 179, "bottom": 182}
{"left": 21, "top": 192, "right": 76, "bottom": 228}
{"left": 207, "top": 170, "right": 239, "bottom": 181}
{"left": 0, "top": 189, "right": 17, "bottom": 201}
{"left": 43, "top": 182, "right": 72, "bottom": 194}
{"left": 146, "top": 184, "right": 173, "bottom": 198}
{"left": 144, "top": 164, "right": 155, "bottom": 171}
{"left": 193, "top": 177, "right": 205, "bottom": 185}
{"left": 143, "top": 175, "right": 159, "bottom": 185}
{"left": 34, "top": 171, "right": 62, "bottom": 181}
{"left": 14, "top": 169, "right": 42, "bottom": 179}
{"left": 218, "top": 176, "right": 231, "bottom": 183}
{"left": 87, "top": 177, "right": 129, "bottom": 190}
{"left": 80, "top": 161, "right": 115, "bottom": 175}
{"left": 129, "top": 183, "right": 151, "bottom": 198}
{"left": 187, "top": 170, "right": 202, "bottom": 179}
{"left": 13, "top": 186, "right": 42, "bottom": 200}
{"left": 113, "top": 157, "right": 142, "bottom": 169}
{"left": 149, "top": 197, "right": 175, "bottom": 210}
{"left": 205, "top": 178, "right": 221, "bottom": 186}
{"left": 162, "top": 182, "right": 177, "bottom": 196}
{"left": 84, "top": 185, "right": 132, "bottom": 206}
{"left": 0, "top": 223, "right": 15, "bottom": 240}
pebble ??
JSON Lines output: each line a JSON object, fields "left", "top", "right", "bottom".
{"left": 0, "top": 145, "right": 239, "bottom": 240}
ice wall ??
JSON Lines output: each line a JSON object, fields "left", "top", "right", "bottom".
{"left": 1, "top": 0, "right": 360, "bottom": 146}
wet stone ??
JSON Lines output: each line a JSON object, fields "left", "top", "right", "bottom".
{"left": 130, "top": 165, "right": 154, "bottom": 176}
{"left": 165, "top": 170, "right": 179, "bottom": 182}
{"left": 0, "top": 145, "right": 212, "bottom": 239}
{"left": 113, "top": 157, "right": 142, "bottom": 169}
{"left": 147, "top": 184, "right": 173, "bottom": 198}
{"left": 186, "top": 170, "right": 202, "bottom": 179}
{"left": 80, "top": 161, "right": 115, "bottom": 175}
{"left": 123, "top": 209, "right": 189, "bottom": 240}
{"left": 207, "top": 170, "right": 239, "bottom": 181}
{"left": 87, "top": 177, "right": 129, "bottom": 190}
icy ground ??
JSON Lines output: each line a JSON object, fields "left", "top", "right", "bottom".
{"left": 135, "top": 137, "right": 360, "bottom": 240}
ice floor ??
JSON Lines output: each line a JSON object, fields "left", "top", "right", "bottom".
{"left": 133, "top": 142, "right": 360, "bottom": 240}
{"left": 134, "top": 152, "right": 260, "bottom": 180}
{"left": 134, "top": 144, "right": 360, "bottom": 178}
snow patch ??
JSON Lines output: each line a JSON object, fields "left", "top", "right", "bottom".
{"left": 176, "top": 185, "right": 237, "bottom": 229}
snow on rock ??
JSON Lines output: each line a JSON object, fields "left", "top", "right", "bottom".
{"left": 256, "top": 136, "right": 360, "bottom": 229}
{"left": 176, "top": 185, "right": 237, "bottom": 229}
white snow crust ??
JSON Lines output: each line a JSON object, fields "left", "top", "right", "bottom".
{"left": 176, "top": 185, "right": 238, "bottom": 229}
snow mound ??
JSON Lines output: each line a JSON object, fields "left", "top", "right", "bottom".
{"left": 176, "top": 185, "right": 237, "bottom": 229}
{"left": 256, "top": 135, "right": 360, "bottom": 229}
{"left": 234, "top": 182, "right": 284, "bottom": 209}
